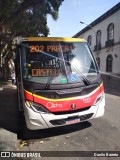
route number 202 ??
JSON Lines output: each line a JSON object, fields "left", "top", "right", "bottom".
{"left": 30, "top": 45, "right": 44, "bottom": 52}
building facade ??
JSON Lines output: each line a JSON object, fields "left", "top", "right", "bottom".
{"left": 73, "top": 3, "right": 120, "bottom": 76}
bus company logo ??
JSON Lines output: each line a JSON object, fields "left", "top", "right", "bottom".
{"left": 46, "top": 102, "right": 63, "bottom": 109}
{"left": 82, "top": 97, "right": 91, "bottom": 103}
{"left": 71, "top": 103, "right": 76, "bottom": 110}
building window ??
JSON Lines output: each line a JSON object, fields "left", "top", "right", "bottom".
{"left": 96, "top": 57, "right": 100, "bottom": 68}
{"left": 106, "top": 54, "right": 113, "bottom": 72}
{"left": 87, "top": 35, "right": 92, "bottom": 46}
{"left": 94, "top": 30, "right": 101, "bottom": 51}
{"left": 96, "top": 30, "right": 101, "bottom": 45}
{"left": 107, "top": 23, "right": 114, "bottom": 40}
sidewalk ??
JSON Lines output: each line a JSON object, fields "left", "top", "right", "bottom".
{"left": 0, "top": 80, "right": 17, "bottom": 90}
{"left": 0, "top": 81, "right": 3, "bottom": 90}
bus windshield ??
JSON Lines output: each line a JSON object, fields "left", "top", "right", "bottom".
{"left": 21, "top": 41, "right": 98, "bottom": 84}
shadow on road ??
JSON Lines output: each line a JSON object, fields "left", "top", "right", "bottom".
{"left": 0, "top": 87, "right": 19, "bottom": 134}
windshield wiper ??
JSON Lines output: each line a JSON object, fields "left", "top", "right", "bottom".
{"left": 67, "top": 61, "right": 90, "bottom": 86}
{"left": 44, "top": 76, "right": 54, "bottom": 89}
{"left": 44, "top": 59, "right": 61, "bottom": 89}
{"left": 34, "top": 49, "right": 90, "bottom": 88}
{"left": 44, "top": 60, "right": 90, "bottom": 89}
{"left": 58, "top": 44, "right": 90, "bottom": 86}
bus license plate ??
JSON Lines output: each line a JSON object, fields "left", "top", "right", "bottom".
{"left": 66, "top": 118, "right": 80, "bottom": 125}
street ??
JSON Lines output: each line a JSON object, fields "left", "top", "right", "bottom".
{"left": 0, "top": 82, "right": 18, "bottom": 152}
{"left": 0, "top": 82, "right": 120, "bottom": 160}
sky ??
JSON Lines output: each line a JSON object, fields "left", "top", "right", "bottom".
{"left": 47, "top": 0, "right": 120, "bottom": 37}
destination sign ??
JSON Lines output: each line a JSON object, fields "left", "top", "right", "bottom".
{"left": 32, "top": 68, "right": 61, "bottom": 77}
{"left": 30, "top": 45, "right": 74, "bottom": 53}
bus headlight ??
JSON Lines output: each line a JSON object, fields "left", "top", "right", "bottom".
{"left": 25, "top": 101, "right": 49, "bottom": 113}
{"left": 93, "top": 92, "right": 104, "bottom": 106}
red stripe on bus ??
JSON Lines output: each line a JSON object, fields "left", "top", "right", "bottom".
{"left": 24, "top": 83, "right": 104, "bottom": 112}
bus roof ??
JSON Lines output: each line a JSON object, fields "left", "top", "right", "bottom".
{"left": 21, "top": 37, "right": 86, "bottom": 43}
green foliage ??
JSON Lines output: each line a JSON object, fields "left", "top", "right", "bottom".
{"left": 0, "top": 0, "right": 64, "bottom": 61}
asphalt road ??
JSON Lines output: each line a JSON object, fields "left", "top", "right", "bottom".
{"left": 0, "top": 82, "right": 18, "bottom": 152}
{"left": 0, "top": 82, "right": 120, "bottom": 160}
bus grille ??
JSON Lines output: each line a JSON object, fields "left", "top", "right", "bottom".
{"left": 50, "top": 113, "right": 94, "bottom": 125}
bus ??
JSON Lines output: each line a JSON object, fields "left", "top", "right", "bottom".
{"left": 15, "top": 37, "right": 105, "bottom": 130}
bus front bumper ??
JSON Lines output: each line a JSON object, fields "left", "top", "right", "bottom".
{"left": 24, "top": 97, "right": 105, "bottom": 130}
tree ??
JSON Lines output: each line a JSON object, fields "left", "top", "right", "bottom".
{"left": 0, "top": 0, "right": 64, "bottom": 80}
{"left": 0, "top": 0, "right": 64, "bottom": 36}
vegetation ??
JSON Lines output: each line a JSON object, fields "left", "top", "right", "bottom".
{"left": 0, "top": 0, "right": 64, "bottom": 79}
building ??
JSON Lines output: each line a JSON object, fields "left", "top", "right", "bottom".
{"left": 73, "top": 2, "right": 120, "bottom": 76}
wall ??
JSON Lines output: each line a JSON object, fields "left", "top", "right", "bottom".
{"left": 78, "top": 10, "right": 120, "bottom": 75}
